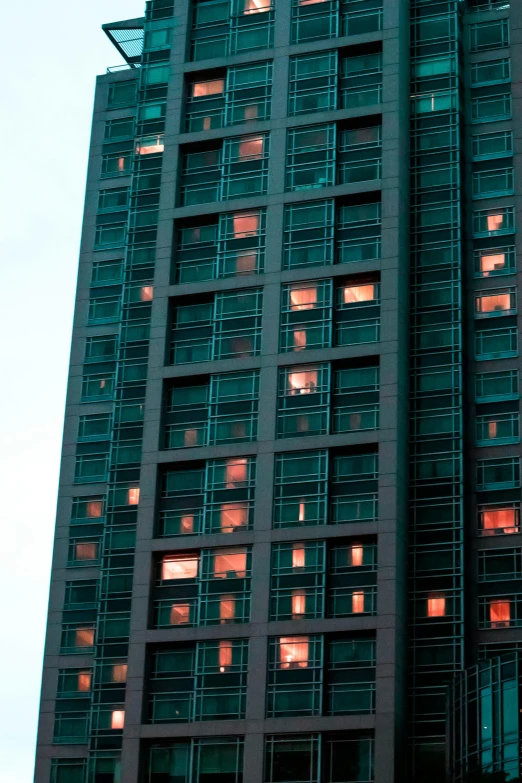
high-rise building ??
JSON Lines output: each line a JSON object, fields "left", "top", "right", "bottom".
{"left": 33, "top": 1, "right": 522, "bottom": 782}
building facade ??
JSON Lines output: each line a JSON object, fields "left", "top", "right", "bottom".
{"left": 33, "top": 1, "right": 522, "bottom": 782}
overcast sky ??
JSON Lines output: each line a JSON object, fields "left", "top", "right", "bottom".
{"left": 0, "top": 3, "right": 145, "bottom": 781}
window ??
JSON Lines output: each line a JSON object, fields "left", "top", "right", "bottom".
{"left": 108, "top": 80, "right": 137, "bottom": 108}
{"left": 338, "top": 125, "right": 382, "bottom": 186}
{"left": 479, "top": 505, "right": 520, "bottom": 536}
{"left": 146, "top": 738, "right": 244, "bottom": 783}
{"left": 85, "top": 335, "right": 118, "bottom": 363}
{"left": 74, "top": 454, "right": 108, "bottom": 484}
{"left": 290, "top": 0, "right": 382, "bottom": 44}
{"left": 264, "top": 733, "right": 375, "bottom": 783}
{"left": 289, "top": 52, "right": 337, "bottom": 115}
{"left": 88, "top": 293, "right": 121, "bottom": 324}
{"left": 170, "top": 288, "right": 262, "bottom": 364}
{"left": 475, "top": 288, "right": 516, "bottom": 317}
{"left": 474, "top": 246, "right": 515, "bottom": 277}
{"left": 78, "top": 414, "right": 111, "bottom": 442}
{"left": 159, "top": 457, "right": 256, "bottom": 537}
{"left": 270, "top": 542, "right": 326, "bottom": 620}
{"left": 286, "top": 124, "right": 335, "bottom": 191}
{"left": 335, "top": 280, "right": 380, "bottom": 346}
{"left": 283, "top": 200, "right": 334, "bottom": 269}
{"left": 153, "top": 547, "right": 252, "bottom": 627}
{"left": 98, "top": 187, "right": 128, "bottom": 212}
{"left": 475, "top": 326, "right": 518, "bottom": 360}
{"left": 427, "top": 594, "right": 446, "bottom": 618}
{"left": 340, "top": 52, "right": 383, "bottom": 110}
{"left": 181, "top": 133, "right": 269, "bottom": 205}
{"left": 472, "top": 168, "right": 514, "bottom": 199}
{"left": 60, "top": 624, "right": 96, "bottom": 654}
{"left": 274, "top": 450, "right": 328, "bottom": 528}
{"left": 338, "top": 201, "right": 382, "bottom": 264}
{"left": 471, "top": 58, "right": 510, "bottom": 86}
{"left": 280, "top": 280, "right": 332, "bottom": 352}
{"left": 473, "top": 131, "right": 512, "bottom": 161}
{"left": 478, "top": 549, "right": 522, "bottom": 582}
{"left": 104, "top": 117, "right": 135, "bottom": 140}
{"left": 226, "top": 61, "right": 273, "bottom": 125}
{"left": 277, "top": 364, "right": 330, "bottom": 438}
{"left": 68, "top": 538, "right": 100, "bottom": 566}
{"left": 477, "top": 457, "right": 520, "bottom": 491}
{"left": 190, "top": 0, "right": 274, "bottom": 61}
{"left": 476, "top": 412, "right": 519, "bottom": 446}
{"left": 476, "top": 370, "right": 519, "bottom": 402}
{"left": 101, "top": 151, "right": 132, "bottom": 178}
{"left": 470, "top": 20, "right": 509, "bottom": 51}
{"left": 94, "top": 222, "right": 126, "bottom": 249}
{"left": 51, "top": 760, "right": 86, "bottom": 783}
{"left": 471, "top": 93, "right": 511, "bottom": 123}
{"left": 71, "top": 496, "right": 105, "bottom": 525}
{"left": 267, "top": 635, "right": 322, "bottom": 717}
{"left": 148, "top": 641, "right": 248, "bottom": 723}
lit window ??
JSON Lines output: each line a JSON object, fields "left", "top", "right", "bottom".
{"left": 78, "top": 672, "right": 92, "bottom": 692}
{"left": 235, "top": 253, "right": 257, "bottom": 273}
{"left": 225, "top": 458, "right": 247, "bottom": 486}
{"left": 476, "top": 293, "right": 511, "bottom": 313}
{"left": 220, "top": 503, "right": 248, "bottom": 531}
{"left": 140, "top": 286, "right": 154, "bottom": 302}
{"left": 290, "top": 287, "right": 318, "bottom": 311}
{"left": 118, "top": 157, "right": 125, "bottom": 172}
{"left": 487, "top": 214, "right": 504, "bottom": 232}
{"left": 219, "top": 640, "right": 233, "bottom": 671}
{"left": 170, "top": 604, "right": 191, "bottom": 625}
{"left": 482, "top": 508, "right": 517, "bottom": 534}
{"left": 136, "top": 134, "right": 164, "bottom": 155}
{"left": 288, "top": 370, "right": 318, "bottom": 394}
{"left": 481, "top": 253, "right": 506, "bottom": 276}
{"left": 184, "top": 429, "right": 199, "bottom": 447}
{"left": 243, "top": 0, "right": 270, "bottom": 13}
{"left": 181, "top": 515, "right": 195, "bottom": 534}
{"left": 490, "top": 599, "right": 510, "bottom": 628}
{"left": 192, "top": 79, "right": 225, "bottom": 97}
{"left": 244, "top": 104, "right": 259, "bottom": 120}
{"left": 214, "top": 552, "right": 247, "bottom": 578}
{"left": 112, "top": 664, "right": 128, "bottom": 683}
{"left": 299, "top": 501, "right": 306, "bottom": 523}
{"left": 292, "top": 545, "right": 305, "bottom": 569}
{"left": 488, "top": 421, "right": 498, "bottom": 439}
{"left": 161, "top": 555, "right": 198, "bottom": 581}
{"left": 343, "top": 284, "right": 376, "bottom": 304}
{"left": 128, "top": 488, "right": 140, "bottom": 505}
{"left": 352, "top": 592, "right": 365, "bottom": 614}
{"left": 75, "top": 543, "right": 97, "bottom": 561}
{"left": 279, "top": 637, "right": 309, "bottom": 668}
{"left": 233, "top": 213, "right": 259, "bottom": 238}
{"left": 293, "top": 330, "right": 307, "bottom": 351}
{"left": 86, "top": 501, "right": 103, "bottom": 518}
{"left": 292, "top": 591, "right": 306, "bottom": 617}
{"left": 111, "top": 710, "right": 125, "bottom": 730}
{"left": 238, "top": 138, "right": 263, "bottom": 158}
{"left": 427, "top": 594, "right": 446, "bottom": 618}
{"left": 220, "top": 595, "right": 236, "bottom": 622}
{"left": 75, "top": 628, "right": 95, "bottom": 648}
{"left": 299, "top": 0, "right": 327, "bottom": 4}
{"left": 351, "top": 545, "right": 364, "bottom": 567}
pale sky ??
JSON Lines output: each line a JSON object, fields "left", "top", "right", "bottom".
{"left": 0, "top": 3, "right": 145, "bottom": 781}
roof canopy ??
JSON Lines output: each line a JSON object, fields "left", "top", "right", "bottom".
{"left": 102, "top": 17, "right": 145, "bottom": 65}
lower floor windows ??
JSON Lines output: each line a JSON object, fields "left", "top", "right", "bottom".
{"left": 264, "top": 733, "right": 374, "bottom": 783}
{"left": 479, "top": 503, "right": 520, "bottom": 536}
{"left": 479, "top": 595, "right": 522, "bottom": 629}
{"left": 50, "top": 760, "right": 86, "bottom": 783}
{"left": 146, "top": 737, "right": 244, "bottom": 783}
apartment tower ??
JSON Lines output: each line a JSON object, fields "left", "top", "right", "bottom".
{"left": 34, "top": 1, "right": 522, "bottom": 782}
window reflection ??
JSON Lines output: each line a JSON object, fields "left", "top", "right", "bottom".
{"left": 288, "top": 370, "right": 318, "bottom": 394}
{"left": 351, "top": 545, "right": 364, "bottom": 567}
{"left": 427, "top": 593, "right": 446, "bottom": 618}
{"left": 111, "top": 710, "right": 125, "bottom": 730}
{"left": 489, "top": 599, "right": 510, "bottom": 628}
{"left": 78, "top": 672, "right": 92, "bottom": 692}
{"left": 75, "top": 628, "right": 95, "bottom": 648}
{"left": 343, "top": 284, "right": 376, "bottom": 304}
{"left": 487, "top": 214, "right": 504, "bottom": 232}
{"left": 141, "top": 286, "right": 154, "bottom": 302}
{"left": 290, "top": 287, "right": 317, "bottom": 311}
{"left": 180, "top": 515, "right": 195, "bottom": 534}
{"left": 482, "top": 507, "right": 518, "bottom": 534}
{"left": 225, "top": 458, "right": 248, "bottom": 487}
{"left": 292, "top": 591, "right": 306, "bottom": 618}
{"left": 233, "top": 213, "right": 259, "bottom": 238}
{"left": 480, "top": 253, "right": 506, "bottom": 276}
{"left": 292, "top": 545, "right": 305, "bottom": 569}
{"left": 352, "top": 591, "right": 365, "bottom": 614}
{"left": 219, "top": 640, "right": 233, "bottom": 671}
{"left": 476, "top": 294, "right": 511, "bottom": 313}
{"left": 162, "top": 555, "right": 199, "bottom": 581}
{"left": 75, "top": 543, "right": 97, "bottom": 561}
{"left": 192, "top": 79, "right": 225, "bottom": 97}
{"left": 238, "top": 138, "right": 264, "bottom": 158}
{"left": 219, "top": 595, "right": 236, "bottom": 622}
{"left": 112, "top": 664, "right": 128, "bottom": 683}
{"left": 170, "top": 603, "right": 191, "bottom": 625}
{"left": 279, "top": 636, "right": 309, "bottom": 668}
{"left": 137, "top": 134, "right": 165, "bottom": 155}
{"left": 220, "top": 503, "right": 248, "bottom": 531}
{"left": 214, "top": 552, "right": 247, "bottom": 578}
{"left": 293, "top": 330, "right": 307, "bottom": 351}
{"left": 128, "top": 488, "right": 140, "bottom": 505}
{"left": 86, "top": 501, "right": 103, "bottom": 518}
{"left": 235, "top": 253, "right": 257, "bottom": 274}
{"left": 243, "top": 0, "right": 270, "bottom": 13}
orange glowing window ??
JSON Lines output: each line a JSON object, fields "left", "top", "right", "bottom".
{"left": 75, "top": 543, "right": 97, "bottom": 561}
{"left": 476, "top": 294, "right": 511, "bottom": 313}
{"left": 292, "top": 545, "right": 305, "bottom": 569}
{"left": 235, "top": 253, "right": 257, "bottom": 273}
{"left": 225, "top": 458, "right": 248, "bottom": 487}
{"left": 483, "top": 508, "right": 517, "bottom": 534}
{"left": 203, "top": 117, "right": 212, "bottom": 130}
{"left": 238, "top": 138, "right": 263, "bottom": 158}
{"left": 78, "top": 672, "right": 92, "bottom": 692}
{"left": 292, "top": 591, "right": 306, "bottom": 617}
{"left": 128, "top": 488, "right": 140, "bottom": 506}
{"left": 352, "top": 592, "right": 365, "bottom": 614}
{"left": 293, "top": 330, "right": 307, "bottom": 351}
{"left": 299, "top": 501, "right": 306, "bottom": 523}
{"left": 162, "top": 556, "right": 198, "bottom": 581}
{"left": 137, "top": 135, "right": 164, "bottom": 155}
{"left": 214, "top": 552, "right": 247, "bottom": 578}
{"left": 487, "top": 214, "right": 504, "bottom": 232}
{"left": 288, "top": 370, "right": 318, "bottom": 394}
{"left": 86, "top": 501, "right": 103, "bottom": 518}
{"left": 184, "top": 428, "right": 199, "bottom": 447}
{"left": 351, "top": 545, "right": 364, "bottom": 567}
{"left": 180, "top": 515, "right": 195, "bottom": 534}
{"left": 343, "top": 284, "right": 376, "bottom": 304}
{"left": 244, "top": 104, "right": 259, "bottom": 120}
{"left": 488, "top": 421, "right": 498, "bottom": 439}
{"left": 220, "top": 503, "right": 248, "bottom": 532}
{"left": 111, "top": 710, "right": 125, "bottom": 730}
{"left": 100, "top": 379, "right": 106, "bottom": 390}
{"left": 290, "top": 287, "right": 318, "bottom": 311}
{"left": 299, "top": 0, "right": 327, "bottom": 4}
{"left": 118, "top": 157, "right": 125, "bottom": 172}
{"left": 480, "top": 253, "right": 506, "bottom": 275}
{"left": 243, "top": 0, "right": 270, "bottom": 12}
{"left": 112, "top": 664, "right": 128, "bottom": 683}
{"left": 490, "top": 600, "right": 510, "bottom": 628}
{"left": 220, "top": 595, "right": 236, "bottom": 622}
{"left": 75, "top": 628, "right": 95, "bottom": 648}
{"left": 141, "top": 286, "right": 154, "bottom": 302}
{"left": 279, "top": 637, "right": 310, "bottom": 668}
{"left": 219, "top": 641, "right": 233, "bottom": 671}
{"left": 233, "top": 213, "right": 259, "bottom": 238}
{"left": 427, "top": 594, "right": 446, "bottom": 618}
{"left": 192, "top": 79, "right": 225, "bottom": 98}
{"left": 170, "top": 603, "right": 191, "bottom": 625}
